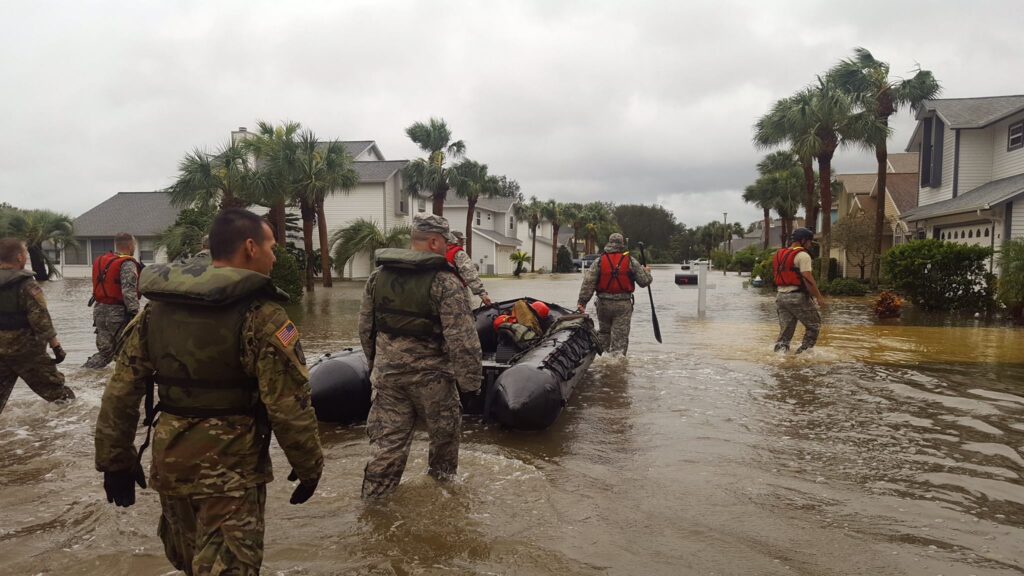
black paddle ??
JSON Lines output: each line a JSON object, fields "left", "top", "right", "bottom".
{"left": 636, "top": 242, "right": 662, "bottom": 343}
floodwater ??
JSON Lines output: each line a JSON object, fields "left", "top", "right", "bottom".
{"left": 2, "top": 267, "right": 1024, "bottom": 575}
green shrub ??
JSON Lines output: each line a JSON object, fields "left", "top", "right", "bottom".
{"left": 271, "top": 245, "right": 303, "bottom": 303}
{"left": 711, "top": 249, "right": 731, "bottom": 270}
{"left": 882, "top": 239, "right": 994, "bottom": 311}
{"left": 812, "top": 257, "right": 841, "bottom": 282}
{"left": 820, "top": 278, "right": 868, "bottom": 296}
{"left": 751, "top": 248, "right": 778, "bottom": 287}
{"left": 555, "top": 245, "right": 574, "bottom": 273}
{"left": 731, "top": 247, "right": 759, "bottom": 273}
{"left": 998, "top": 238, "right": 1024, "bottom": 321}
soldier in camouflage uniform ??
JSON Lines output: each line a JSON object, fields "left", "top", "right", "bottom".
{"left": 95, "top": 209, "right": 323, "bottom": 576}
{"left": 84, "top": 233, "right": 141, "bottom": 369}
{"left": 576, "top": 233, "right": 653, "bottom": 355}
{"left": 359, "top": 214, "right": 482, "bottom": 498}
{"left": 0, "top": 238, "right": 74, "bottom": 415}
{"left": 447, "top": 230, "right": 492, "bottom": 307}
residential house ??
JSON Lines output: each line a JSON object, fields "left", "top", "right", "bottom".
{"left": 443, "top": 197, "right": 522, "bottom": 276}
{"left": 900, "top": 95, "right": 1024, "bottom": 262}
{"left": 516, "top": 219, "right": 574, "bottom": 272}
{"left": 725, "top": 218, "right": 808, "bottom": 253}
{"left": 62, "top": 191, "right": 179, "bottom": 278}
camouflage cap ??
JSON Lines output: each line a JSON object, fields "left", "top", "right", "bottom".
{"left": 605, "top": 233, "right": 625, "bottom": 252}
{"left": 413, "top": 214, "right": 452, "bottom": 241}
{"left": 452, "top": 230, "right": 465, "bottom": 241}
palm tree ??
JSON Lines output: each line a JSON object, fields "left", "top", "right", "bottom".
{"left": 294, "top": 132, "right": 359, "bottom": 290}
{"left": 243, "top": 120, "right": 303, "bottom": 243}
{"left": 329, "top": 219, "right": 411, "bottom": 276}
{"left": 0, "top": 209, "right": 75, "bottom": 280}
{"left": 541, "top": 200, "right": 566, "bottom": 271}
{"left": 166, "top": 141, "right": 252, "bottom": 210}
{"left": 767, "top": 169, "right": 804, "bottom": 244}
{"left": 754, "top": 96, "right": 820, "bottom": 229}
{"left": 829, "top": 48, "right": 940, "bottom": 285}
{"left": 561, "top": 202, "right": 583, "bottom": 256}
{"left": 401, "top": 118, "right": 466, "bottom": 216}
{"left": 742, "top": 180, "right": 775, "bottom": 249}
{"left": 509, "top": 250, "right": 531, "bottom": 277}
{"left": 582, "top": 202, "right": 614, "bottom": 254}
{"left": 452, "top": 159, "right": 499, "bottom": 258}
{"left": 513, "top": 196, "right": 544, "bottom": 272}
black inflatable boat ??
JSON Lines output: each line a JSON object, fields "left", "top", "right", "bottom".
{"left": 309, "top": 298, "right": 601, "bottom": 430}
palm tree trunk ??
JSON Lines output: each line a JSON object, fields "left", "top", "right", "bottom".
{"left": 762, "top": 208, "right": 771, "bottom": 249}
{"left": 432, "top": 184, "right": 448, "bottom": 216}
{"left": 551, "top": 223, "right": 560, "bottom": 271}
{"left": 872, "top": 135, "right": 888, "bottom": 288}
{"left": 316, "top": 200, "right": 332, "bottom": 287}
{"left": 300, "top": 198, "right": 316, "bottom": 293}
{"left": 818, "top": 151, "right": 835, "bottom": 280}
{"left": 530, "top": 225, "right": 537, "bottom": 272}
{"left": 802, "top": 158, "right": 816, "bottom": 229}
{"left": 466, "top": 197, "right": 476, "bottom": 258}
{"left": 270, "top": 201, "right": 287, "bottom": 244}
{"left": 28, "top": 244, "right": 48, "bottom": 281}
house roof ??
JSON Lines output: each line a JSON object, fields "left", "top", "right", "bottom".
{"left": 854, "top": 195, "right": 879, "bottom": 219}
{"left": 73, "top": 192, "right": 179, "bottom": 237}
{"left": 886, "top": 173, "right": 919, "bottom": 214}
{"left": 902, "top": 172, "right": 1024, "bottom": 222}
{"left": 887, "top": 152, "right": 919, "bottom": 174}
{"left": 533, "top": 229, "right": 575, "bottom": 246}
{"left": 353, "top": 160, "right": 408, "bottom": 183}
{"left": 444, "top": 196, "right": 516, "bottom": 212}
{"left": 837, "top": 173, "right": 876, "bottom": 195}
{"left": 918, "top": 95, "right": 1024, "bottom": 129}
{"left": 473, "top": 227, "right": 521, "bottom": 247}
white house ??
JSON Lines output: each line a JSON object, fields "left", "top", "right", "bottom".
{"left": 901, "top": 95, "right": 1024, "bottom": 256}
{"left": 443, "top": 196, "right": 522, "bottom": 275}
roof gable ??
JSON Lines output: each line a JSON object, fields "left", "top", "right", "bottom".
{"left": 918, "top": 95, "right": 1024, "bottom": 129}
{"left": 902, "top": 172, "right": 1024, "bottom": 221}
{"left": 885, "top": 173, "right": 919, "bottom": 214}
{"left": 445, "top": 196, "right": 515, "bottom": 212}
{"left": 887, "top": 152, "right": 919, "bottom": 174}
{"left": 73, "top": 192, "right": 180, "bottom": 237}
{"left": 837, "top": 173, "right": 876, "bottom": 195}
{"left": 353, "top": 160, "right": 408, "bottom": 183}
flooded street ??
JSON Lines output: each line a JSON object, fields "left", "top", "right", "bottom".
{"left": 2, "top": 266, "right": 1024, "bottom": 575}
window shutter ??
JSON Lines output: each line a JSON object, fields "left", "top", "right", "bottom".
{"left": 932, "top": 118, "right": 944, "bottom": 187}
{"left": 921, "top": 118, "right": 933, "bottom": 187}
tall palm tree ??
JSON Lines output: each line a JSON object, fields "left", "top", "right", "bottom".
{"left": 582, "top": 202, "right": 614, "bottom": 254}
{"left": 294, "top": 132, "right": 359, "bottom": 290}
{"left": 829, "top": 48, "right": 940, "bottom": 285}
{"left": 560, "top": 202, "right": 583, "bottom": 256}
{"left": 243, "top": 120, "right": 303, "bottom": 243}
{"left": 452, "top": 159, "right": 499, "bottom": 258}
{"left": 512, "top": 196, "right": 543, "bottom": 272}
{"left": 767, "top": 169, "right": 804, "bottom": 244}
{"left": 329, "top": 219, "right": 411, "bottom": 276}
{"left": 541, "top": 200, "right": 565, "bottom": 270}
{"left": 0, "top": 209, "right": 75, "bottom": 280}
{"left": 754, "top": 95, "right": 820, "bottom": 229}
{"left": 742, "top": 180, "right": 775, "bottom": 249}
{"left": 401, "top": 118, "right": 466, "bottom": 216}
{"left": 166, "top": 141, "right": 253, "bottom": 210}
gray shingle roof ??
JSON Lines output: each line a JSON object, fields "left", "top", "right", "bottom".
{"left": 474, "top": 227, "right": 521, "bottom": 247}
{"left": 902, "top": 173, "right": 1024, "bottom": 222}
{"left": 73, "top": 192, "right": 179, "bottom": 237}
{"left": 353, "top": 160, "right": 408, "bottom": 183}
{"left": 337, "top": 141, "right": 376, "bottom": 158}
{"left": 887, "top": 152, "right": 919, "bottom": 174}
{"left": 837, "top": 173, "right": 876, "bottom": 195}
{"left": 919, "top": 95, "right": 1024, "bottom": 129}
{"left": 444, "top": 196, "right": 515, "bottom": 212}
{"left": 886, "top": 173, "right": 919, "bottom": 214}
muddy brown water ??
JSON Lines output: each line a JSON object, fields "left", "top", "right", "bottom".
{"left": 2, "top": 267, "right": 1023, "bottom": 575}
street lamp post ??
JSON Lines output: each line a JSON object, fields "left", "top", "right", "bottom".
{"left": 722, "top": 212, "right": 728, "bottom": 276}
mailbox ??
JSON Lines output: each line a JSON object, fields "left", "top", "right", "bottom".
{"left": 675, "top": 273, "right": 698, "bottom": 286}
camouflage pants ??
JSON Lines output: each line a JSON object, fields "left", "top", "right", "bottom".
{"left": 596, "top": 297, "right": 634, "bottom": 355}
{"left": 0, "top": 344, "right": 74, "bottom": 415}
{"left": 84, "top": 304, "right": 128, "bottom": 368}
{"left": 775, "top": 292, "right": 822, "bottom": 351}
{"left": 158, "top": 485, "right": 266, "bottom": 576}
{"left": 362, "top": 375, "right": 462, "bottom": 498}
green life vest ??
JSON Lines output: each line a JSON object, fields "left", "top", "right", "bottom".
{"left": 372, "top": 248, "right": 449, "bottom": 341}
{"left": 140, "top": 260, "right": 289, "bottom": 418}
{"left": 0, "top": 270, "right": 34, "bottom": 331}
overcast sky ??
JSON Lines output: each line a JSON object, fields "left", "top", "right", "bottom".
{"left": 2, "top": 0, "right": 1022, "bottom": 228}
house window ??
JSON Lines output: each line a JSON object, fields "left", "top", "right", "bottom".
{"left": 985, "top": 228, "right": 990, "bottom": 237}
{"left": 1009, "top": 121, "right": 1024, "bottom": 151}
{"left": 65, "top": 243, "right": 87, "bottom": 265}
{"left": 940, "top": 232, "right": 945, "bottom": 240}
{"left": 509, "top": 216, "right": 514, "bottom": 231}
{"left": 417, "top": 197, "right": 426, "bottom": 213}
{"left": 91, "top": 238, "right": 115, "bottom": 259}
{"left": 139, "top": 239, "right": 156, "bottom": 263}
{"left": 475, "top": 211, "right": 481, "bottom": 226}
{"left": 968, "top": 229, "right": 974, "bottom": 238}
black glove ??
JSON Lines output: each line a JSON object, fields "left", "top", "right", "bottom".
{"left": 287, "top": 469, "right": 318, "bottom": 505}
{"left": 52, "top": 345, "right": 66, "bottom": 365}
{"left": 104, "top": 465, "right": 147, "bottom": 508}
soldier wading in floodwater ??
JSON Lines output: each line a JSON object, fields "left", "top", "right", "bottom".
{"left": 0, "top": 237, "right": 74, "bottom": 415}
{"left": 359, "top": 214, "right": 483, "bottom": 498}
{"left": 576, "top": 232, "right": 652, "bottom": 354}
{"left": 95, "top": 209, "right": 323, "bottom": 576}
{"left": 84, "top": 232, "right": 142, "bottom": 369}
{"left": 772, "top": 227, "right": 826, "bottom": 353}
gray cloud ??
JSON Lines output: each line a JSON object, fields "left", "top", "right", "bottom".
{"left": 1, "top": 0, "right": 1019, "bottom": 228}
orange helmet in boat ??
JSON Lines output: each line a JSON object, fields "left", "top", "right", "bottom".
{"left": 493, "top": 314, "right": 512, "bottom": 331}
{"left": 529, "top": 301, "right": 550, "bottom": 319}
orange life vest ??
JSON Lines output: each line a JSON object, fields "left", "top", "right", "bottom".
{"left": 772, "top": 247, "right": 805, "bottom": 289}
{"left": 445, "top": 244, "right": 467, "bottom": 286}
{"left": 596, "top": 252, "right": 635, "bottom": 294}
{"left": 92, "top": 252, "right": 141, "bottom": 305}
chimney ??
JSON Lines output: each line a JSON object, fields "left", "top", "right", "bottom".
{"left": 231, "top": 126, "right": 250, "bottom": 145}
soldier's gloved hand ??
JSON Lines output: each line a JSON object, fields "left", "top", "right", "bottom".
{"left": 481, "top": 294, "right": 493, "bottom": 307}
{"left": 287, "top": 469, "right": 318, "bottom": 505}
{"left": 103, "top": 465, "right": 147, "bottom": 508}
{"left": 576, "top": 304, "right": 586, "bottom": 314}
{"left": 51, "top": 345, "right": 66, "bottom": 365}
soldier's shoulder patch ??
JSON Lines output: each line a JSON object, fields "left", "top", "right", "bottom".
{"left": 275, "top": 321, "right": 299, "bottom": 348}
{"left": 24, "top": 280, "right": 46, "bottom": 303}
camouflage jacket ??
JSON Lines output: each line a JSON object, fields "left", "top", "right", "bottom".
{"left": 452, "top": 249, "right": 487, "bottom": 298}
{"left": 120, "top": 259, "right": 141, "bottom": 316}
{"left": 94, "top": 268, "right": 323, "bottom": 497}
{"left": 0, "top": 269, "right": 57, "bottom": 355}
{"left": 358, "top": 266, "right": 482, "bottom": 393}
{"left": 577, "top": 248, "right": 653, "bottom": 304}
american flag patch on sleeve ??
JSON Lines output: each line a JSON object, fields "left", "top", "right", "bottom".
{"left": 275, "top": 321, "right": 299, "bottom": 347}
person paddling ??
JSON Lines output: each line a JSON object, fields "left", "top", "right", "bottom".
{"left": 772, "top": 227, "right": 826, "bottom": 353}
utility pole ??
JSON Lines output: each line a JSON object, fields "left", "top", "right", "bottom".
{"left": 722, "top": 212, "right": 728, "bottom": 276}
